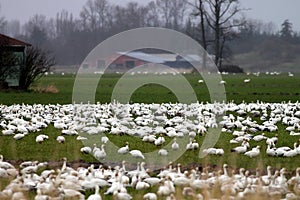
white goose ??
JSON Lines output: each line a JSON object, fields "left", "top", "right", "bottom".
{"left": 62, "top": 188, "right": 85, "bottom": 200}
{"left": 80, "top": 146, "right": 92, "bottom": 154}
{"left": 87, "top": 184, "right": 102, "bottom": 200}
{"left": 261, "top": 166, "right": 272, "bottom": 185}
{"left": 244, "top": 146, "right": 260, "bottom": 158}
{"left": 283, "top": 143, "right": 299, "bottom": 157}
{"left": 113, "top": 190, "right": 132, "bottom": 200}
{"left": 157, "top": 177, "right": 175, "bottom": 196}
{"left": 154, "top": 134, "right": 165, "bottom": 146}
{"left": 93, "top": 144, "right": 106, "bottom": 160}
{"left": 231, "top": 140, "right": 249, "bottom": 154}
{"left": 56, "top": 136, "right": 65, "bottom": 143}
{"left": 266, "top": 145, "right": 277, "bottom": 156}
{"left": 13, "top": 133, "right": 25, "bottom": 140}
{"left": 35, "top": 134, "right": 48, "bottom": 144}
{"left": 171, "top": 138, "right": 179, "bottom": 150}
{"left": 118, "top": 142, "right": 129, "bottom": 154}
{"left": 0, "top": 155, "right": 15, "bottom": 169}
{"left": 129, "top": 150, "right": 145, "bottom": 159}
{"left": 158, "top": 149, "right": 168, "bottom": 156}
{"left": 135, "top": 176, "right": 150, "bottom": 190}
{"left": 143, "top": 192, "right": 157, "bottom": 200}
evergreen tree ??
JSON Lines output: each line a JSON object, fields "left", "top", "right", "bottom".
{"left": 280, "top": 19, "right": 293, "bottom": 40}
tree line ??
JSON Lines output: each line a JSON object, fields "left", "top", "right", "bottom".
{"left": 1, "top": 0, "right": 300, "bottom": 69}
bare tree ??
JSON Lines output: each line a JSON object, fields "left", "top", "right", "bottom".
{"left": 156, "top": 0, "right": 172, "bottom": 28}
{"left": 80, "top": 0, "right": 109, "bottom": 32}
{"left": 204, "top": 0, "right": 245, "bottom": 67}
{"left": 156, "top": 0, "right": 187, "bottom": 29}
{"left": 188, "top": 0, "right": 208, "bottom": 51}
{"left": 187, "top": 0, "right": 245, "bottom": 67}
{"left": 23, "top": 15, "right": 50, "bottom": 48}
{"left": 19, "top": 47, "right": 55, "bottom": 90}
{"left": 145, "top": 1, "right": 160, "bottom": 27}
{"left": 0, "top": 4, "right": 7, "bottom": 33}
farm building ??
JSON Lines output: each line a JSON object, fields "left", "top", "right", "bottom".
{"left": 82, "top": 51, "right": 206, "bottom": 73}
{"left": 0, "top": 33, "right": 31, "bottom": 87}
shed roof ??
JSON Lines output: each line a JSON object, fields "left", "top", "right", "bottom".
{"left": 0, "top": 33, "right": 31, "bottom": 47}
{"left": 118, "top": 51, "right": 165, "bottom": 64}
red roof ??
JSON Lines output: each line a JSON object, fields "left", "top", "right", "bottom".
{"left": 0, "top": 33, "right": 31, "bottom": 46}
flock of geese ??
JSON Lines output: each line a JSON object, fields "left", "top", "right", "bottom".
{"left": 2, "top": 101, "right": 300, "bottom": 159}
{"left": 1, "top": 101, "right": 300, "bottom": 199}
{"left": 0, "top": 156, "right": 299, "bottom": 200}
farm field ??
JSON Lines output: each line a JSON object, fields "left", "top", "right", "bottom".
{"left": 0, "top": 72, "right": 300, "bottom": 199}
{"left": 0, "top": 73, "right": 300, "bottom": 105}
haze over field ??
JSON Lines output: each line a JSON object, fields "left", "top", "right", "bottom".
{"left": 1, "top": 0, "right": 300, "bottom": 31}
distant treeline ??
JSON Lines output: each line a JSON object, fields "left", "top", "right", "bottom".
{"left": 1, "top": 0, "right": 300, "bottom": 68}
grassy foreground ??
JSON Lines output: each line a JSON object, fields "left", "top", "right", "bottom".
{"left": 0, "top": 73, "right": 300, "bottom": 199}
{"left": 0, "top": 73, "right": 299, "bottom": 169}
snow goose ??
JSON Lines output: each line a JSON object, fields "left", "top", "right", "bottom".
{"left": 203, "top": 148, "right": 224, "bottom": 155}
{"left": 135, "top": 176, "right": 150, "bottom": 190}
{"left": 2, "top": 129, "right": 14, "bottom": 135}
{"left": 144, "top": 177, "right": 161, "bottom": 186}
{"left": 13, "top": 133, "right": 25, "bottom": 140}
{"left": 244, "top": 146, "right": 260, "bottom": 158}
{"left": 171, "top": 138, "right": 179, "bottom": 150}
{"left": 34, "top": 188, "right": 49, "bottom": 200}
{"left": 218, "top": 164, "right": 231, "bottom": 184}
{"left": 93, "top": 144, "right": 106, "bottom": 160}
{"left": 101, "top": 136, "right": 109, "bottom": 144}
{"left": 261, "top": 166, "right": 272, "bottom": 185}
{"left": 113, "top": 190, "right": 132, "bottom": 200}
{"left": 154, "top": 134, "right": 166, "bottom": 146}
{"left": 283, "top": 143, "right": 299, "bottom": 157}
{"left": 11, "top": 191, "right": 26, "bottom": 200}
{"left": 129, "top": 150, "right": 145, "bottom": 159}
{"left": 87, "top": 184, "right": 102, "bottom": 200}
{"left": 192, "top": 140, "right": 199, "bottom": 149}
{"left": 186, "top": 138, "right": 194, "bottom": 150}
{"left": 0, "top": 155, "right": 15, "bottom": 169}
{"left": 290, "top": 131, "right": 300, "bottom": 136}
{"left": 35, "top": 134, "right": 49, "bottom": 144}
{"left": 231, "top": 141, "right": 248, "bottom": 154}
{"left": 118, "top": 142, "right": 129, "bottom": 154}
{"left": 21, "top": 163, "right": 39, "bottom": 175}
{"left": 157, "top": 177, "right": 175, "bottom": 196}
{"left": 76, "top": 136, "right": 87, "bottom": 140}
{"left": 219, "top": 80, "right": 226, "bottom": 85}
{"left": 158, "top": 149, "right": 168, "bottom": 156}
{"left": 143, "top": 192, "right": 157, "bottom": 200}
{"left": 266, "top": 145, "right": 277, "bottom": 156}
{"left": 80, "top": 146, "right": 92, "bottom": 154}
{"left": 56, "top": 136, "right": 65, "bottom": 143}
{"left": 266, "top": 134, "right": 278, "bottom": 146}
{"left": 62, "top": 188, "right": 85, "bottom": 200}
{"left": 244, "top": 79, "right": 251, "bottom": 83}
{"left": 275, "top": 145, "right": 291, "bottom": 157}
{"left": 287, "top": 167, "right": 300, "bottom": 186}
{"left": 253, "top": 133, "right": 267, "bottom": 142}
{"left": 173, "top": 171, "right": 190, "bottom": 186}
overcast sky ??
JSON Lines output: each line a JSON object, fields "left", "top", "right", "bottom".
{"left": 1, "top": 0, "right": 300, "bottom": 31}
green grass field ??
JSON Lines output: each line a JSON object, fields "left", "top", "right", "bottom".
{"left": 1, "top": 73, "right": 300, "bottom": 199}
{"left": 1, "top": 73, "right": 300, "bottom": 105}
{"left": 0, "top": 73, "right": 299, "bottom": 165}
{"left": 0, "top": 73, "right": 300, "bottom": 169}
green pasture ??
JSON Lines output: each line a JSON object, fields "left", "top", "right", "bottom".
{"left": 0, "top": 73, "right": 300, "bottom": 105}
{"left": 1, "top": 72, "right": 300, "bottom": 198}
